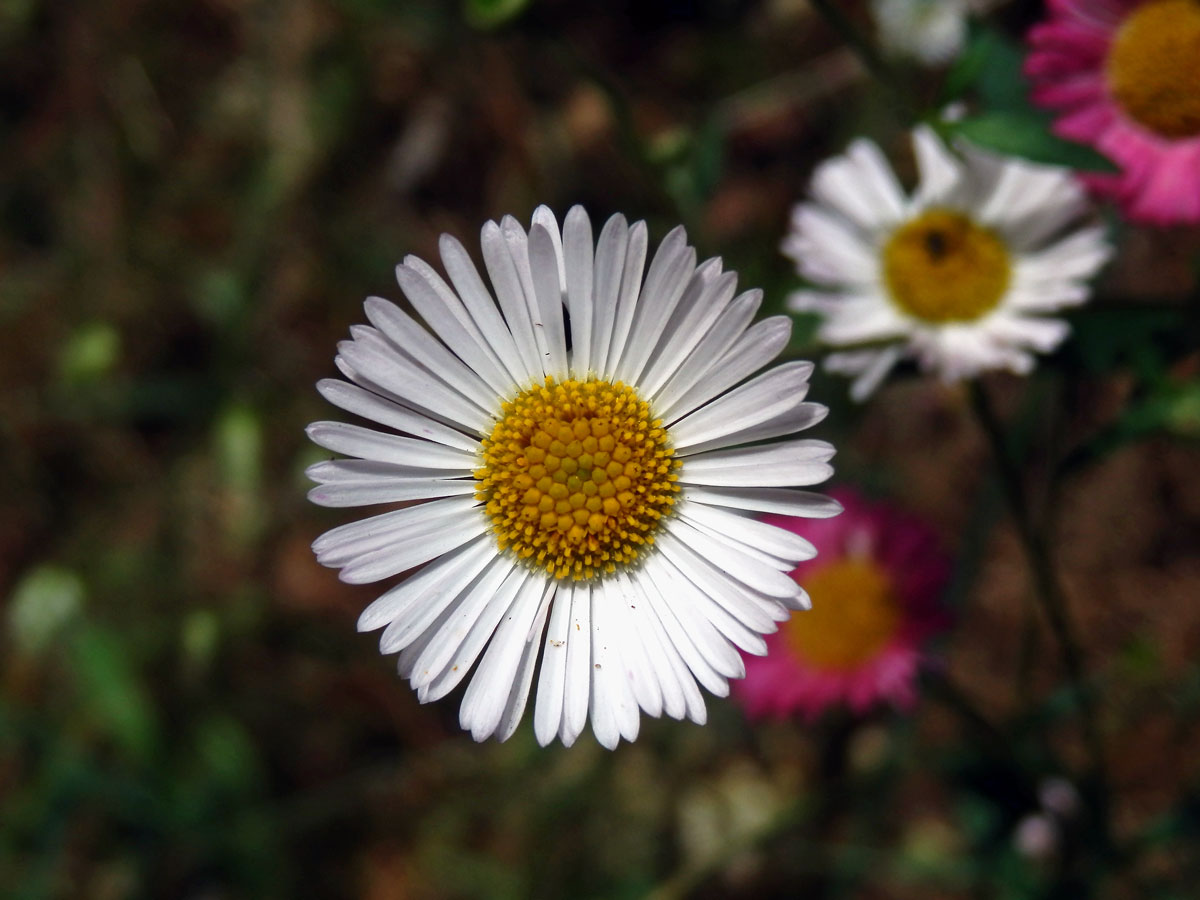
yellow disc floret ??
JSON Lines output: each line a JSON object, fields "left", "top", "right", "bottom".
{"left": 786, "top": 557, "right": 900, "bottom": 670}
{"left": 475, "top": 377, "right": 680, "bottom": 581}
{"left": 882, "top": 208, "right": 1011, "bottom": 324}
{"left": 1107, "top": 0, "right": 1200, "bottom": 139}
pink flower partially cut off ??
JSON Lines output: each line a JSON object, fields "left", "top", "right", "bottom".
{"left": 1026, "top": 0, "right": 1200, "bottom": 225}
{"left": 735, "top": 489, "right": 951, "bottom": 721}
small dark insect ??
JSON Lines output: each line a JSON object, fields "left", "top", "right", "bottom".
{"left": 924, "top": 229, "right": 948, "bottom": 260}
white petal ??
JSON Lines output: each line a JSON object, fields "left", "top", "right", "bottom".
{"left": 378, "top": 551, "right": 512, "bottom": 654}
{"left": 337, "top": 331, "right": 492, "bottom": 434}
{"left": 614, "top": 227, "right": 696, "bottom": 385}
{"left": 679, "top": 501, "right": 815, "bottom": 567}
{"left": 668, "top": 361, "right": 814, "bottom": 451}
{"left": 316, "top": 379, "right": 478, "bottom": 453}
{"left": 386, "top": 267, "right": 512, "bottom": 401}
{"left": 534, "top": 584, "right": 572, "bottom": 746}
{"left": 416, "top": 563, "right": 527, "bottom": 700}
{"left": 312, "top": 494, "right": 482, "bottom": 567}
{"left": 337, "top": 510, "right": 489, "bottom": 584}
{"left": 912, "top": 124, "right": 965, "bottom": 209}
{"left": 662, "top": 316, "right": 793, "bottom": 422}
{"left": 588, "top": 213, "right": 630, "bottom": 375}
{"left": 679, "top": 438, "right": 835, "bottom": 488}
{"left": 659, "top": 521, "right": 803, "bottom": 601}
{"left": 481, "top": 220, "right": 544, "bottom": 380}
{"left": 677, "top": 401, "right": 828, "bottom": 457}
{"left": 562, "top": 205, "right": 595, "bottom": 377}
{"left": 641, "top": 555, "right": 737, "bottom": 691}
{"left": 528, "top": 223, "right": 570, "bottom": 378}
{"left": 683, "top": 485, "right": 844, "bottom": 519}
{"left": 306, "top": 421, "right": 477, "bottom": 470}
{"left": 439, "top": 233, "right": 532, "bottom": 386}
{"left": 307, "top": 476, "right": 477, "bottom": 508}
{"left": 459, "top": 569, "right": 544, "bottom": 741}
{"left": 560, "top": 582, "right": 592, "bottom": 747}
{"left": 601, "top": 221, "right": 649, "bottom": 378}
{"left": 639, "top": 268, "right": 739, "bottom": 400}
{"left": 624, "top": 572, "right": 707, "bottom": 723}
{"left": 356, "top": 532, "right": 495, "bottom": 632}
{"left": 650, "top": 291, "right": 761, "bottom": 417}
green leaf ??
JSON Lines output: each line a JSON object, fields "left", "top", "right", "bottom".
{"left": 949, "top": 112, "right": 1119, "bottom": 172}
{"left": 69, "top": 625, "right": 159, "bottom": 762}
{"left": 943, "top": 26, "right": 1027, "bottom": 112}
{"left": 463, "top": 0, "right": 529, "bottom": 29}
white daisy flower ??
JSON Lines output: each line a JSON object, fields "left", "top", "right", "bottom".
{"left": 784, "top": 126, "right": 1111, "bottom": 400}
{"left": 871, "top": 0, "right": 983, "bottom": 66}
{"left": 307, "top": 206, "right": 840, "bottom": 749}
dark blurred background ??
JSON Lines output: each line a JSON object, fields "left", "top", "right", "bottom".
{"left": 3, "top": 1, "right": 1200, "bottom": 898}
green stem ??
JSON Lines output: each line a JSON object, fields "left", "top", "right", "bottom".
{"left": 808, "top": 0, "right": 891, "bottom": 85}
{"left": 967, "top": 381, "right": 1109, "bottom": 823}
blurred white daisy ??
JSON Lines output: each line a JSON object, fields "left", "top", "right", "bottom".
{"left": 308, "top": 206, "right": 840, "bottom": 749}
{"left": 784, "top": 126, "right": 1111, "bottom": 400}
{"left": 871, "top": 0, "right": 996, "bottom": 65}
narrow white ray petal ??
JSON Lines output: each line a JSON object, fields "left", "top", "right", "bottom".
{"left": 530, "top": 206, "right": 566, "bottom": 289}
{"left": 369, "top": 290, "right": 504, "bottom": 412}
{"left": 356, "top": 534, "right": 494, "bottom": 633}
{"left": 678, "top": 501, "right": 815, "bottom": 567}
{"left": 640, "top": 556, "right": 734, "bottom": 694}
{"left": 460, "top": 570, "right": 544, "bottom": 741}
{"left": 588, "top": 583, "right": 634, "bottom": 749}
{"left": 589, "top": 213, "right": 630, "bottom": 374}
{"left": 403, "top": 254, "right": 516, "bottom": 388}
{"left": 601, "top": 220, "right": 649, "bottom": 378}
{"left": 654, "top": 546, "right": 771, "bottom": 654}
{"left": 562, "top": 205, "right": 594, "bottom": 377}
{"left": 639, "top": 267, "right": 737, "bottom": 399}
{"left": 783, "top": 204, "right": 881, "bottom": 285}
{"left": 650, "top": 291, "right": 761, "bottom": 417}
{"left": 624, "top": 572, "right": 707, "bottom": 723}
{"left": 615, "top": 230, "right": 696, "bottom": 385}
{"left": 912, "top": 124, "right": 965, "bottom": 209}
{"left": 316, "top": 380, "right": 479, "bottom": 453}
{"left": 610, "top": 572, "right": 663, "bottom": 718}
{"left": 481, "top": 220, "right": 544, "bottom": 379}
{"left": 415, "top": 563, "right": 527, "bottom": 700}
{"left": 683, "top": 485, "right": 844, "bottom": 519}
{"left": 528, "top": 224, "right": 570, "bottom": 378}
{"left": 337, "top": 334, "right": 492, "bottom": 435}
{"left": 399, "top": 255, "right": 518, "bottom": 397}
{"left": 662, "top": 316, "right": 793, "bottom": 422}
{"left": 846, "top": 345, "right": 905, "bottom": 402}
{"left": 410, "top": 567, "right": 541, "bottom": 692}
{"left": 668, "top": 361, "right": 813, "bottom": 451}
{"left": 502, "top": 216, "right": 557, "bottom": 377}
{"left": 656, "top": 529, "right": 787, "bottom": 630}
{"left": 534, "top": 583, "right": 572, "bottom": 746}
{"left": 313, "top": 494, "right": 481, "bottom": 564}
{"left": 679, "top": 438, "right": 835, "bottom": 488}
{"left": 378, "top": 552, "right": 513, "bottom": 654}
{"left": 439, "top": 233, "right": 531, "bottom": 386}
{"left": 307, "top": 478, "right": 477, "bottom": 508}
{"left": 660, "top": 521, "right": 802, "bottom": 600}
{"left": 596, "top": 582, "right": 641, "bottom": 742}
{"left": 677, "top": 401, "right": 828, "bottom": 457}
{"left": 560, "top": 582, "right": 592, "bottom": 747}
{"left": 306, "top": 421, "right": 478, "bottom": 470}
{"left": 338, "top": 514, "right": 489, "bottom": 584}
{"left": 496, "top": 581, "right": 556, "bottom": 742}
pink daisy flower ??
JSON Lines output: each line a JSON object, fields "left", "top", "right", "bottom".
{"left": 734, "top": 489, "right": 951, "bottom": 720}
{"left": 1026, "top": 0, "right": 1200, "bottom": 225}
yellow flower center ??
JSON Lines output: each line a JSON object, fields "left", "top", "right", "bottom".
{"left": 882, "top": 209, "right": 1011, "bottom": 324}
{"left": 1107, "top": 0, "right": 1200, "bottom": 139}
{"left": 475, "top": 377, "right": 680, "bottom": 581}
{"left": 785, "top": 557, "right": 900, "bottom": 670}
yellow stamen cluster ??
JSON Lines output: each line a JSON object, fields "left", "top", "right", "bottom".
{"left": 882, "top": 208, "right": 1011, "bottom": 324}
{"left": 1107, "top": 0, "right": 1200, "bottom": 139}
{"left": 786, "top": 558, "right": 900, "bottom": 670}
{"left": 475, "top": 377, "right": 680, "bottom": 581}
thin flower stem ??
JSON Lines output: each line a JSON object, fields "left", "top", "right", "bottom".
{"left": 967, "top": 381, "right": 1109, "bottom": 814}
{"left": 808, "top": 0, "right": 891, "bottom": 85}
